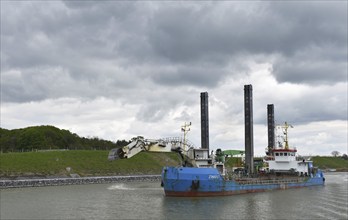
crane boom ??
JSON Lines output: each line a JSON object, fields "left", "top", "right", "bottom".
{"left": 108, "top": 136, "right": 195, "bottom": 160}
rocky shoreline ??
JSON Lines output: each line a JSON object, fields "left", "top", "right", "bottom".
{"left": 0, "top": 175, "right": 161, "bottom": 189}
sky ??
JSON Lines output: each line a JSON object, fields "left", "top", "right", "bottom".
{"left": 1, "top": 1, "right": 347, "bottom": 156}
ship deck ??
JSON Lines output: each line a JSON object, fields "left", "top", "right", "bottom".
{"left": 232, "top": 177, "right": 308, "bottom": 185}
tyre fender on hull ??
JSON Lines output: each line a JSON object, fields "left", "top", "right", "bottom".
{"left": 191, "top": 180, "right": 200, "bottom": 190}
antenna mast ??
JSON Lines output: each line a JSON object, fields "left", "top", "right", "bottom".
{"left": 181, "top": 122, "right": 191, "bottom": 151}
{"left": 282, "top": 122, "right": 293, "bottom": 149}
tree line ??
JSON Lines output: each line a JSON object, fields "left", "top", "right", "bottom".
{"left": 0, "top": 125, "right": 130, "bottom": 153}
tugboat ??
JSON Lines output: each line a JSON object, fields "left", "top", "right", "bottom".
{"left": 161, "top": 121, "right": 325, "bottom": 197}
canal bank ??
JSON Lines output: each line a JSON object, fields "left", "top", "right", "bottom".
{"left": 0, "top": 175, "right": 160, "bottom": 189}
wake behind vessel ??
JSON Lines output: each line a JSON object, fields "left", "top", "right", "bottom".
{"left": 161, "top": 85, "right": 325, "bottom": 197}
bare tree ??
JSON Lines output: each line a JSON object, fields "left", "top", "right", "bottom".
{"left": 331, "top": 151, "right": 340, "bottom": 157}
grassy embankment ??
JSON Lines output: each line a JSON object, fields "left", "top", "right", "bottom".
{"left": 312, "top": 156, "right": 348, "bottom": 171}
{"left": 0, "top": 151, "right": 181, "bottom": 178}
{"left": 1, "top": 151, "right": 347, "bottom": 178}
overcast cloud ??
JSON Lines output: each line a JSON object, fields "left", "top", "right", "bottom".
{"left": 1, "top": 1, "right": 347, "bottom": 156}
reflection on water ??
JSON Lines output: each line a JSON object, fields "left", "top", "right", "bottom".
{"left": 1, "top": 172, "right": 347, "bottom": 219}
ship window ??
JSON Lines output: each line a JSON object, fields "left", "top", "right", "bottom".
{"left": 275, "top": 153, "right": 279, "bottom": 156}
{"left": 280, "top": 153, "right": 283, "bottom": 156}
{"left": 284, "top": 153, "right": 287, "bottom": 156}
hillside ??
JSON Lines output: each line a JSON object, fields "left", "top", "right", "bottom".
{"left": 0, "top": 151, "right": 181, "bottom": 178}
{"left": 0, "top": 126, "right": 129, "bottom": 152}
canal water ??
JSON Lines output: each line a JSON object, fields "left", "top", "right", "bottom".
{"left": 1, "top": 172, "right": 347, "bottom": 219}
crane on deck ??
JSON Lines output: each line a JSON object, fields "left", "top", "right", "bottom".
{"left": 108, "top": 136, "right": 195, "bottom": 160}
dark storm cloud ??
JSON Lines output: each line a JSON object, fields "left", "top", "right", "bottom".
{"left": 147, "top": 2, "right": 346, "bottom": 57}
{"left": 1, "top": 1, "right": 347, "bottom": 105}
{"left": 273, "top": 57, "right": 347, "bottom": 84}
{"left": 276, "top": 88, "right": 347, "bottom": 124}
{"left": 1, "top": 1, "right": 139, "bottom": 70}
{"left": 147, "top": 3, "right": 284, "bottom": 61}
{"left": 150, "top": 65, "right": 229, "bottom": 87}
{"left": 273, "top": 43, "right": 347, "bottom": 84}
{"left": 146, "top": 2, "right": 347, "bottom": 84}
{"left": 269, "top": 2, "right": 347, "bottom": 84}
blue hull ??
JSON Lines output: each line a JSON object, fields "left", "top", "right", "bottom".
{"left": 161, "top": 167, "right": 325, "bottom": 197}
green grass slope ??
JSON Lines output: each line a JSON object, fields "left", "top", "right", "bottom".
{"left": 1, "top": 152, "right": 346, "bottom": 179}
{"left": 0, "top": 151, "right": 181, "bottom": 178}
{"left": 312, "top": 156, "right": 348, "bottom": 171}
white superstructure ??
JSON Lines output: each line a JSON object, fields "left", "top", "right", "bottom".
{"left": 265, "top": 122, "right": 313, "bottom": 176}
{"left": 267, "top": 148, "right": 312, "bottom": 175}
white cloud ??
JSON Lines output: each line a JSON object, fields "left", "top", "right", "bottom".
{"left": 290, "top": 121, "right": 348, "bottom": 156}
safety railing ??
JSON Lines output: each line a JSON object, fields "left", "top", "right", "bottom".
{"left": 233, "top": 177, "right": 307, "bottom": 185}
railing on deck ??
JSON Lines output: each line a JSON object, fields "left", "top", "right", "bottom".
{"left": 233, "top": 177, "right": 308, "bottom": 185}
